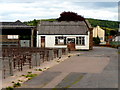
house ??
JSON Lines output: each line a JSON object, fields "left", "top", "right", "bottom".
{"left": 93, "top": 26, "right": 105, "bottom": 44}
{"left": 112, "top": 32, "right": 120, "bottom": 42}
{"left": 37, "top": 20, "right": 93, "bottom": 50}
{"left": 109, "top": 32, "right": 120, "bottom": 48}
{"left": 0, "top": 20, "right": 36, "bottom": 47}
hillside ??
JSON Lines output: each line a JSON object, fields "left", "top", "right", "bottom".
{"left": 23, "top": 18, "right": 119, "bottom": 31}
{"left": 87, "top": 18, "right": 119, "bottom": 30}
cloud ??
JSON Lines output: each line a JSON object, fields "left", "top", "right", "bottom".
{"left": 0, "top": 1, "right": 118, "bottom": 22}
{"left": 93, "top": 2, "right": 118, "bottom": 8}
{"left": 0, "top": 0, "right": 120, "bottom": 3}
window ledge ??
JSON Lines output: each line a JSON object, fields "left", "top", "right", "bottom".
{"left": 76, "top": 45, "right": 85, "bottom": 46}
{"left": 55, "top": 44, "right": 66, "bottom": 45}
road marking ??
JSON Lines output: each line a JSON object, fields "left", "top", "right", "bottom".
{"left": 43, "top": 72, "right": 69, "bottom": 88}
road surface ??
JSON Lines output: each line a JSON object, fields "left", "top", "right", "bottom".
{"left": 19, "top": 47, "right": 118, "bottom": 88}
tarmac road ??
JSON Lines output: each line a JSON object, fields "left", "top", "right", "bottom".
{"left": 20, "top": 47, "right": 118, "bottom": 88}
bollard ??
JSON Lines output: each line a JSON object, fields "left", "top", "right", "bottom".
{"left": 27, "top": 54, "right": 32, "bottom": 69}
{"left": 51, "top": 49, "right": 54, "bottom": 60}
{"left": 31, "top": 53, "right": 34, "bottom": 68}
{"left": 20, "top": 55, "right": 24, "bottom": 71}
{"left": 49, "top": 49, "right": 54, "bottom": 60}
{"left": 39, "top": 52, "right": 42, "bottom": 64}
{"left": 42, "top": 51, "right": 45, "bottom": 62}
{"left": 65, "top": 48, "right": 68, "bottom": 55}
{"left": 32, "top": 51, "right": 41, "bottom": 66}
{"left": 13, "top": 55, "right": 16, "bottom": 69}
{"left": 35, "top": 52, "right": 37, "bottom": 66}
{"left": 48, "top": 50, "right": 51, "bottom": 61}
{"left": 36, "top": 53, "right": 40, "bottom": 66}
{"left": 46, "top": 51, "right": 49, "bottom": 61}
{"left": 54, "top": 49, "right": 58, "bottom": 58}
{"left": 58, "top": 49, "right": 62, "bottom": 59}
{"left": 2, "top": 57, "right": 6, "bottom": 79}
{"left": 29, "top": 56, "right": 32, "bottom": 69}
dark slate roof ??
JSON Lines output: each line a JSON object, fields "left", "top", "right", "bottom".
{"left": 37, "top": 20, "right": 91, "bottom": 35}
{"left": 0, "top": 20, "right": 35, "bottom": 29}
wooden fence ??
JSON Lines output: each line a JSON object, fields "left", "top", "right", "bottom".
{"left": 1, "top": 47, "right": 68, "bottom": 79}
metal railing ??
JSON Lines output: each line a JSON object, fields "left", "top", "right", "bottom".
{"left": 109, "top": 41, "right": 120, "bottom": 48}
{"left": 1, "top": 47, "right": 68, "bottom": 79}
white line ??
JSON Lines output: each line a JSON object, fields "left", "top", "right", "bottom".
{"left": 43, "top": 72, "right": 69, "bottom": 88}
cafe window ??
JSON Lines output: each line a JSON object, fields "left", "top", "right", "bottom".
{"left": 76, "top": 37, "right": 85, "bottom": 45}
{"left": 55, "top": 36, "right": 66, "bottom": 45}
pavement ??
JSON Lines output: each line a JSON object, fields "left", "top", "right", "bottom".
{"left": 2, "top": 47, "right": 118, "bottom": 89}
{"left": 2, "top": 53, "right": 73, "bottom": 89}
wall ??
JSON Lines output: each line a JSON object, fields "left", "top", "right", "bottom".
{"left": 0, "top": 35, "right": 19, "bottom": 46}
{"left": 37, "top": 34, "right": 89, "bottom": 50}
{"left": 20, "top": 40, "right": 30, "bottom": 47}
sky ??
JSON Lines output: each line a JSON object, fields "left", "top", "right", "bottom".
{"left": 0, "top": 0, "right": 119, "bottom": 22}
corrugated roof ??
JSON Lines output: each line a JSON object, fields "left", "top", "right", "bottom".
{"left": 37, "top": 21, "right": 90, "bottom": 35}
{"left": 1, "top": 20, "right": 27, "bottom": 26}
{"left": 0, "top": 20, "right": 35, "bottom": 29}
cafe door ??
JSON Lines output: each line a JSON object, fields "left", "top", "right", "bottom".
{"left": 67, "top": 38, "right": 76, "bottom": 51}
{"left": 41, "top": 36, "right": 45, "bottom": 48}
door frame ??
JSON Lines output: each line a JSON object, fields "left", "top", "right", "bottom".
{"left": 67, "top": 38, "right": 76, "bottom": 50}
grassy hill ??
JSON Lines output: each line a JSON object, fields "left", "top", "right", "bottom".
{"left": 23, "top": 18, "right": 119, "bottom": 31}
{"left": 87, "top": 18, "right": 119, "bottom": 30}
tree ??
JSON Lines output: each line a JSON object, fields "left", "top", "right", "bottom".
{"left": 57, "top": 11, "right": 85, "bottom": 21}
{"left": 110, "top": 30, "right": 118, "bottom": 36}
{"left": 33, "top": 19, "right": 38, "bottom": 26}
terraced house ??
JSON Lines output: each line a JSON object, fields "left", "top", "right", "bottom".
{"left": 0, "top": 20, "right": 36, "bottom": 47}
{"left": 37, "top": 20, "right": 93, "bottom": 50}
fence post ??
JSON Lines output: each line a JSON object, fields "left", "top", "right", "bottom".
{"left": 9, "top": 57, "right": 13, "bottom": 76}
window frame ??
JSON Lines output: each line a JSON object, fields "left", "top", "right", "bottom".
{"left": 55, "top": 36, "right": 66, "bottom": 45}
{"left": 76, "top": 36, "right": 85, "bottom": 46}
{"left": 7, "top": 35, "right": 19, "bottom": 39}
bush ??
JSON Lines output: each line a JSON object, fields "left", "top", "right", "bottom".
{"left": 93, "top": 36, "right": 101, "bottom": 45}
{"left": 6, "top": 86, "right": 13, "bottom": 90}
{"left": 13, "top": 82, "right": 21, "bottom": 88}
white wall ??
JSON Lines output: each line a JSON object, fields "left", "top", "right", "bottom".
{"left": 37, "top": 34, "right": 89, "bottom": 50}
{"left": 46, "top": 35, "right": 67, "bottom": 48}
{"left": 37, "top": 31, "right": 41, "bottom": 47}
{"left": 76, "top": 35, "right": 89, "bottom": 50}
{"left": 114, "top": 36, "right": 120, "bottom": 41}
{"left": 93, "top": 26, "right": 105, "bottom": 43}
